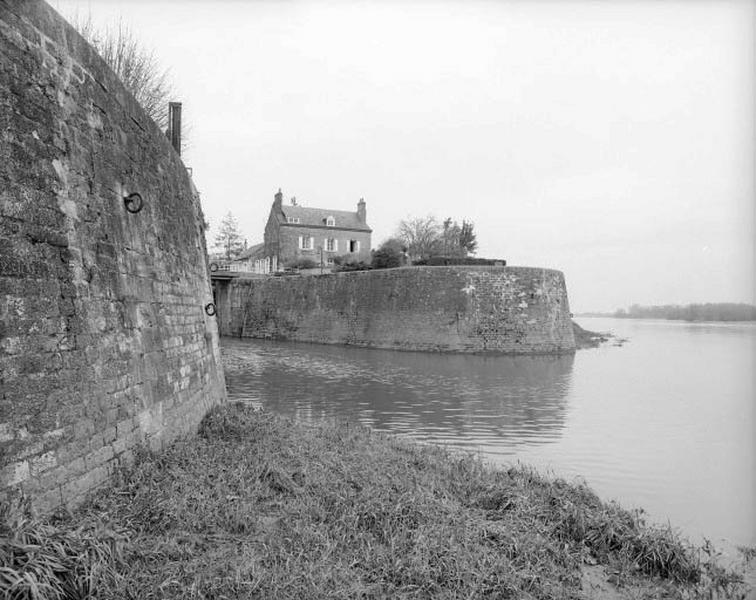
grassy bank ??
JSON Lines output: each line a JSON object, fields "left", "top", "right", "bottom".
{"left": 2, "top": 404, "right": 750, "bottom": 599}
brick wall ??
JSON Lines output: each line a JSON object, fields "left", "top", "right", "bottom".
{"left": 0, "top": 0, "right": 226, "bottom": 511}
{"left": 219, "top": 266, "right": 575, "bottom": 354}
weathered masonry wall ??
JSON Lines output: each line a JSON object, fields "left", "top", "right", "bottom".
{"left": 0, "top": 0, "right": 226, "bottom": 511}
{"left": 219, "top": 267, "right": 576, "bottom": 354}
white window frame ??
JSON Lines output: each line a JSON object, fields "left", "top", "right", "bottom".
{"left": 325, "top": 238, "right": 338, "bottom": 252}
{"left": 326, "top": 215, "right": 335, "bottom": 227}
{"left": 298, "top": 235, "right": 314, "bottom": 250}
{"left": 349, "top": 239, "right": 361, "bottom": 253}
{"left": 287, "top": 216, "right": 300, "bottom": 224}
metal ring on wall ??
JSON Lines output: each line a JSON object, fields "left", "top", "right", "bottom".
{"left": 123, "top": 192, "right": 144, "bottom": 213}
{"left": 205, "top": 303, "right": 217, "bottom": 317}
{"left": 209, "top": 262, "right": 219, "bottom": 272}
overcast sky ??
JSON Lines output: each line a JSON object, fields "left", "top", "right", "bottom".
{"left": 54, "top": 0, "right": 754, "bottom": 312}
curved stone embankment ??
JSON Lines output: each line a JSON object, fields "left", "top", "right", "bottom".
{"left": 218, "top": 266, "right": 576, "bottom": 354}
{"left": 0, "top": 0, "right": 226, "bottom": 511}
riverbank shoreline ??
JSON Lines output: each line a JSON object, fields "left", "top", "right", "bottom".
{"left": 2, "top": 404, "right": 749, "bottom": 599}
{"left": 572, "top": 320, "right": 619, "bottom": 349}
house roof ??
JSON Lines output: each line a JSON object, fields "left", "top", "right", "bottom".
{"left": 233, "top": 242, "right": 265, "bottom": 261}
{"left": 280, "top": 205, "right": 371, "bottom": 232}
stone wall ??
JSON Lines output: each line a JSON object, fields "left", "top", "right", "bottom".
{"left": 278, "top": 224, "right": 372, "bottom": 267}
{"left": 219, "top": 266, "right": 575, "bottom": 354}
{"left": 0, "top": 0, "right": 226, "bottom": 511}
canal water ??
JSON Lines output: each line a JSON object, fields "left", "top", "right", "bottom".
{"left": 222, "top": 317, "right": 755, "bottom": 558}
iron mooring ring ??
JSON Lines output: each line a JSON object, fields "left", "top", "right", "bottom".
{"left": 205, "top": 302, "right": 217, "bottom": 317}
{"left": 123, "top": 192, "right": 144, "bottom": 214}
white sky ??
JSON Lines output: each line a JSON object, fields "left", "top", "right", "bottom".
{"left": 53, "top": 0, "right": 755, "bottom": 312}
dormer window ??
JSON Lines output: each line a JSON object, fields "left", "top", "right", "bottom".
{"left": 287, "top": 216, "right": 300, "bottom": 224}
{"left": 326, "top": 216, "right": 335, "bottom": 227}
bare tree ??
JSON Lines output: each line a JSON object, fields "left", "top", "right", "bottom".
{"left": 73, "top": 16, "right": 173, "bottom": 130}
{"left": 397, "top": 216, "right": 478, "bottom": 261}
{"left": 397, "top": 216, "right": 441, "bottom": 261}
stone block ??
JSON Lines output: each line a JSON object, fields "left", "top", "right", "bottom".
{"left": 29, "top": 451, "right": 57, "bottom": 476}
{"left": 1, "top": 460, "right": 30, "bottom": 486}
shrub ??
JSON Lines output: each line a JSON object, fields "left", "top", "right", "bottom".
{"left": 413, "top": 256, "right": 506, "bottom": 267}
{"left": 284, "top": 258, "right": 318, "bottom": 270}
{"left": 371, "top": 248, "right": 402, "bottom": 269}
{"left": 334, "top": 261, "right": 372, "bottom": 272}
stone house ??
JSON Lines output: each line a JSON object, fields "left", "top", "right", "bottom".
{"left": 262, "top": 189, "right": 372, "bottom": 272}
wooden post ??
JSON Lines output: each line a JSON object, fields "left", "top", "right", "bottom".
{"left": 168, "top": 102, "right": 182, "bottom": 155}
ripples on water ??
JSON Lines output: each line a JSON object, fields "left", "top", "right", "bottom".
{"left": 222, "top": 318, "right": 755, "bottom": 559}
{"left": 223, "top": 339, "right": 574, "bottom": 454}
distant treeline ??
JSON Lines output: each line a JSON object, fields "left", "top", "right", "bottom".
{"left": 613, "top": 303, "right": 756, "bottom": 322}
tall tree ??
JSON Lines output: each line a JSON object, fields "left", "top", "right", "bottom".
{"left": 72, "top": 16, "right": 173, "bottom": 130}
{"left": 214, "top": 212, "right": 245, "bottom": 260}
{"left": 437, "top": 218, "right": 461, "bottom": 257}
{"left": 458, "top": 220, "right": 478, "bottom": 255}
{"left": 436, "top": 218, "right": 477, "bottom": 257}
{"left": 397, "top": 216, "right": 441, "bottom": 261}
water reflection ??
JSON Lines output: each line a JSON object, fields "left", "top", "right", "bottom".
{"left": 222, "top": 338, "right": 575, "bottom": 454}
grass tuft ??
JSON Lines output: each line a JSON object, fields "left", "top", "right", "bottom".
{"left": 0, "top": 497, "right": 125, "bottom": 599}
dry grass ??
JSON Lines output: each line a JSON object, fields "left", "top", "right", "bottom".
{"left": 2, "top": 403, "right": 750, "bottom": 599}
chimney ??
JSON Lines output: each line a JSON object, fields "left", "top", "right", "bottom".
{"left": 274, "top": 188, "right": 283, "bottom": 210}
{"left": 167, "top": 102, "right": 182, "bottom": 155}
{"left": 291, "top": 196, "right": 297, "bottom": 206}
{"left": 357, "top": 197, "right": 366, "bottom": 223}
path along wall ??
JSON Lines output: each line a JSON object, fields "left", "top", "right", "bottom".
{"left": 0, "top": 0, "right": 226, "bottom": 511}
{"left": 219, "top": 266, "right": 576, "bottom": 354}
